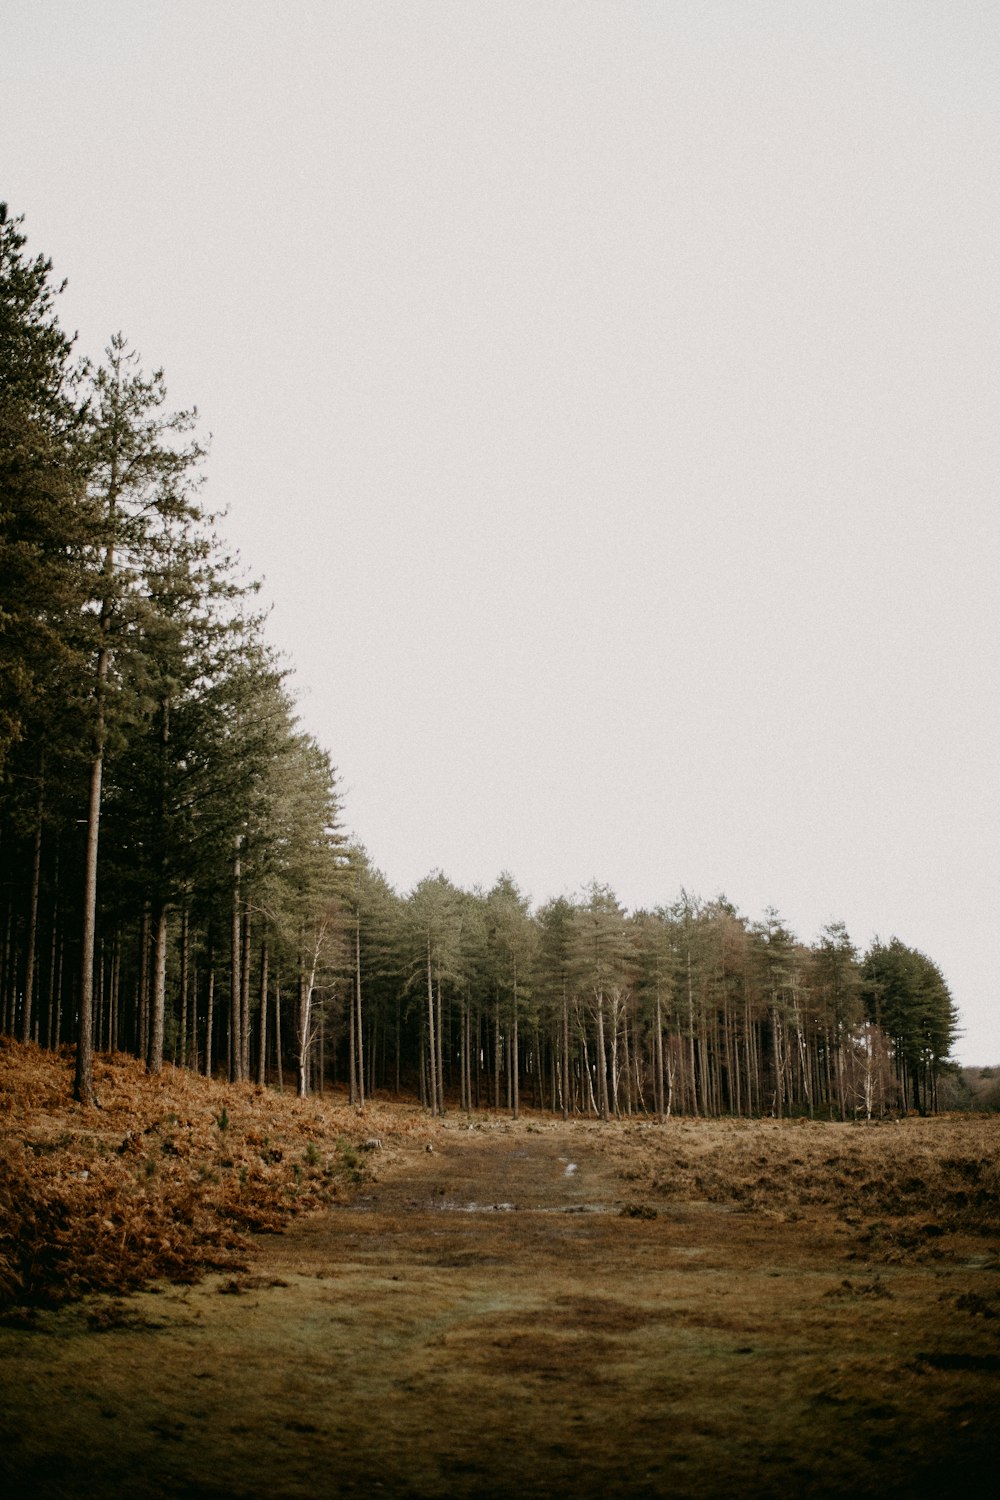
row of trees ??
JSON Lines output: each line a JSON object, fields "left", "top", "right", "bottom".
{"left": 0, "top": 205, "right": 959, "bottom": 1116}
{"left": 351, "top": 877, "right": 957, "bottom": 1119}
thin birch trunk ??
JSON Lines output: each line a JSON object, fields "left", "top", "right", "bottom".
{"left": 594, "top": 991, "right": 610, "bottom": 1121}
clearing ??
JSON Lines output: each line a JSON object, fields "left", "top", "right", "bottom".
{"left": 2, "top": 1098, "right": 1000, "bottom": 1497}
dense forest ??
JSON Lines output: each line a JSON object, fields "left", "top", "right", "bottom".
{"left": 0, "top": 205, "right": 959, "bottom": 1118}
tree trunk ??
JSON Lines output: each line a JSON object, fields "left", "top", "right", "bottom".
{"left": 274, "top": 978, "right": 283, "bottom": 1091}
{"left": 229, "top": 841, "right": 242, "bottom": 1082}
{"left": 511, "top": 961, "right": 519, "bottom": 1121}
{"left": 424, "top": 938, "right": 438, "bottom": 1116}
{"left": 190, "top": 963, "right": 199, "bottom": 1073}
{"left": 75, "top": 513, "right": 120, "bottom": 1108}
{"left": 257, "top": 941, "right": 269, "bottom": 1086}
{"left": 686, "top": 950, "right": 699, "bottom": 1116}
{"left": 238, "top": 913, "right": 250, "bottom": 1081}
{"left": 148, "top": 902, "right": 169, "bottom": 1073}
{"left": 20, "top": 770, "right": 43, "bottom": 1044}
{"left": 562, "top": 981, "right": 570, "bottom": 1120}
{"left": 594, "top": 992, "right": 610, "bottom": 1122}
{"left": 348, "top": 965, "right": 357, "bottom": 1105}
{"left": 110, "top": 933, "right": 120, "bottom": 1053}
{"left": 205, "top": 968, "right": 215, "bottom": 1079}
{"left": 355, "top": 916, "right": 365, "bottom": 1107}
{"left": 178, "top": 907, "right": 190, "bottom": 1067}
{"left": 436, "top": 972, "right": 445, "bottom": 1114}
{"left": 137, "top": 902, "right": 151, "bottom": 1065}
{"left": 654, "top": 991, "right": 665, "bottom": 1121}
{"left": 75, "top": 746, "right": 104, "bottom": 1105}
{"left": 297, "top": 963, "right": 311, "bottom": 1099}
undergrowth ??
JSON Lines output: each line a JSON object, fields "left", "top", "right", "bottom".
{"left": 0, "top": 1040, "right": 420, "bottom": 1308}
{"left": 604, "top": 1114, "right": 1000, "bottom": 1249}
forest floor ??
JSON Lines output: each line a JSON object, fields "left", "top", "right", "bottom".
{"left": 2, "top": 1043, "right": 1000, "bottom": 1497}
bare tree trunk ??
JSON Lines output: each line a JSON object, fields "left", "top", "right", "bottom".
{"left": 52, "top": 930, "right": 64, "bottom": 1049}
{"left": 190, "top": 963, "right": 199, "bottom": 1073}
{"left": 148, "top": 902, "right": 169, "bottom": 1073}
{"left": 466, "top": 1001, "right": 474, "bottom": 1112}
{"left": 75, "top": 477, "right": 129, "bottom": 1101}
{"left": 665, "top": 1033, "right": 676, "bottom": 1119}
{"left": 137, "top": 902, "right": 151, "bottom": 1063}
{"left": 178, "top": 907, "right": 190, "bottom": 1067}
{"left": 110, "top": 933, "right": 120, "bottom": 1053}
{"left": 611, "top": 997, "right": 621, "bottom": 1116}
{"left": 686, "top": 950, "right": 699, "bottom": 1117}
{"left": 257, "top": 941, "right": 269, "bottom": 1086}
{"left": 21, "top": 769, "right": 43, "bottom": 1044}
{"left": 229, "top": 841, "right": 242, "bottom": 1082}
{"left": 45, "top": 847, "right": 60, "bottom": 1049}
{"left": 594, "top": 990, "right": 610, "bottom": 1122}
{"left": 97, "top": 939, "right": 106, "bottom": 1052}
{"left": 654, "top": 991, "right": 665, "bottom": 1121}
{"left": 297, "top": 964, "right": 311, "bottom": 1099}
{"left": 436, "top": 973, "right": 445, "bottom": 1114}
{"left": 354, "top": 917, "right": 365, "bottom": 1108}
{"left": 75, "top": 747, "right": 104, "bottom": 1105}
{"left": 274, "top": 978, "right": 283, "bottom": 1091}
{"left": 582, "top": 1034, "right": 599, "bottom": 1117}
{"left": 562, "top": 981, "right": 570, "bottom": 1120}
{"left": 205, "top": 968, "right": 215, "bottom": 1079}
{"left": 422, "top": 939, "right": 438, "bottom": 1115}
{"left": 511, "top": 960, "right": 519, "bottom": 1121}
{"left": 348, "top": 964, "right": 357, "bottom": 1105}
{"left": 240, "top": 913, "right": 251, "bottom": 1081}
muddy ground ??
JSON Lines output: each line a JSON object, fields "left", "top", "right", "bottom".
{"left": 2, "top": 1113, "right": 999, "bottom": 1498}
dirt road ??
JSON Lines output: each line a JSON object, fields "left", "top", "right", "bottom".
{"left": 1, "top": 1118, "right": 997, "bottom": 1497}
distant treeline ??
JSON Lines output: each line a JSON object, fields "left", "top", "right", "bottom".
{"left": 0, "top": 205, "right": 958, "bottom": 1116}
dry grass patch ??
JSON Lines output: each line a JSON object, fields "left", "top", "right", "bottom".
{"left": 586, "top": 1113, "right": 1000, "bottom": 1252}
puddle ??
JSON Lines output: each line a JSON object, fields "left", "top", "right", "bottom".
{"left": 435, "top": 1201, "right": 519, "bottom": 1213}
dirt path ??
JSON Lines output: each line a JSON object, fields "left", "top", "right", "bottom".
{"left": 2, "top": 1119, "right": 998, "bottom": 1497}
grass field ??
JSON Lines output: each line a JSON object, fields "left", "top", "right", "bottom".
{"left": 1, "top": 1042, "right": 998, "bottom": 1497}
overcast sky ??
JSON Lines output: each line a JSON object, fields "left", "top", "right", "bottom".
{"left": 4, "top": 1, "right": 998, "bottom": 1062}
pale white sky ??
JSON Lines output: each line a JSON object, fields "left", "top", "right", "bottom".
{"left": 4, "top": 1, "right": 998, "bottom": 1061}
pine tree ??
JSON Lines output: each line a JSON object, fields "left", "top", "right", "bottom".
{"left": 73, "top": 337, "right": 206, "bottom": 1102}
